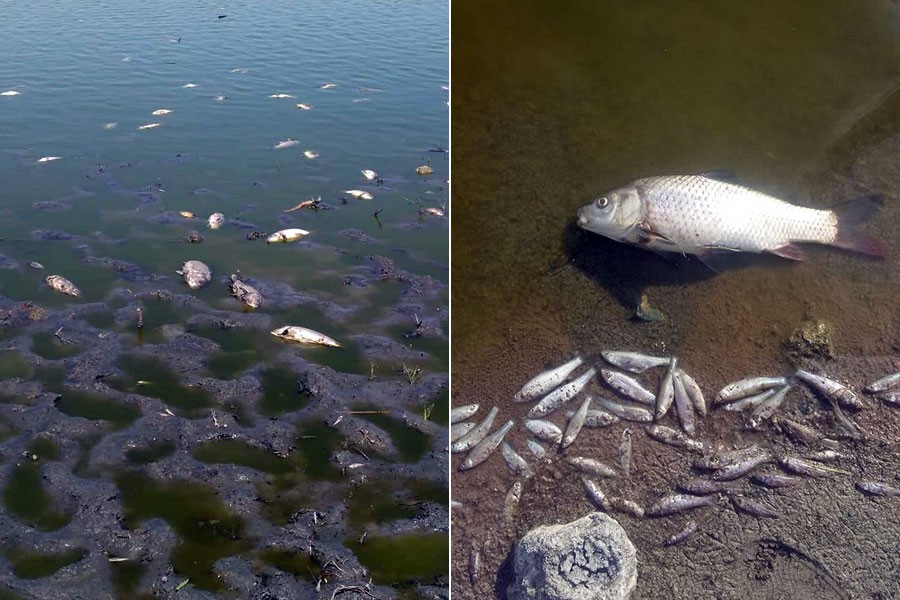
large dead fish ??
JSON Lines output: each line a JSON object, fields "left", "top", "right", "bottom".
{"left": 229, "top": 274, "right": 263, "bottom": 308}
{"left": 576, "top": 174, "right": 886, "bottom": 260}
{"left": 271, "top": 326, "right": 340, "bottom": 348}
{"left": 46, "top": 275, "right": 81, "bottom": 297}
{"left": 266, "top": 228, "right": 310, "bottom": 243}
{"left": 177, "top": 260, "right": 211, "bottom": 289}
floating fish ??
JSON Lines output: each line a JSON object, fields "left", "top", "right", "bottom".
{"left": 152, "top": 109, "right": 173, "bottom": 116}
{"left": 319, "top": 83, "right": 338, "bottom": 89}
{"left": 36, "top": 156, "right": 62, "bottom": 163}
{"left": 185, "top": 230, "right": 203, "bottom": 243}
{"left": 266, "top": 228, "right": 310, "bottom": 243}
{"left": 270, "top": 325, "right": 341, "bottom": 348}
{"left": 214, "top": 95, "right": 228, "bottom": 102}
{"left": 138, "top": 123, "right": 161, "bottom": 130}
{"left": 46, "top": 274, "right": 81, "bottom": 297}
{"left": 576, "top": 174, "right": 887, "bottom": 260}
{"left": 452, "top": 407, "right": 499, "bottom": 452}
{"left": 361, "top": 169, "right": 378, "bottom": 181}
{"left": 795, "top": 370, "right": 863, "bottom": 409}
{"left": 229, "top": 274, "right": 263, "bottom": 308}
{"left": 176, "top": 260, "right": 211, "bottom": 289}
{"left": 303, "top": 150, "right": 319, "bottom": 159}
{"left": 182, "top": 83, "right": 198, "bottom": 88}
{"left": 344, "top": 189, "right": 374, "bottom": 200}
{"left": 273, "top": 139, "right": 299, "bottom": 150}
{"left": 179, "top": 211, "right": 195, "bottom": 218}
{"left": 103, "top": 122, "right": 118, "bottom": 129}
{"left": 513, "top": 356, "right": 583, "bottom": 402}
{"left": 283, "top": 197, "right": 321, "bottom": 212}
{"left": 1, "top": 90, "right": 22, "bottom": 96}
{"left": 294, "top": 103, "right": 312, "bottom": 110}
{"left": 416, "top": 165, "right": 434, "bottom": 175}
{"left": 207, "top": 212, "right": 225, "bottom": 229}
{"left": 422, "top": 207, "right": 446, "bottom": 217}
{"left": 269, "top": 93, "right": 295, "bottom": 99}
{"left": 601, "top": 350, "right": 669, "bottom": 373}
{"left": 29, "top": 262, "right": 45, "bottom": 270}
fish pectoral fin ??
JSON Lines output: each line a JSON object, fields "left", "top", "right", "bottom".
{"left": 767, "top": 243, "right": 806, "bottom": 261}
{"left": 636, "top": 222, "right": 678, "bottom": 247}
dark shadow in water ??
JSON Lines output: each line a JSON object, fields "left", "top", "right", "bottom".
{"left": 493, "top": 548, "right": 516, "bottom": 600}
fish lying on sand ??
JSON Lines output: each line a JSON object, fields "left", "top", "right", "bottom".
{"left": 207, "top": 212, "right": 225, "bottom": 229}
{"left": 152, "top": 109, "right": 173, "bottom": 116}
{"left": 513, "top": 356, "right": 583, "bottom": 402}
{"left": 229, "top": 274, "right": 263, "bottom": 308}
{"left": 37, "top": 156, "right": 62, "bottom": 163}
{"left": 46, "top": 275, "right": 81, "bottom": 297}
{"left": 176, "top": 260, "right": 211, "bottom": 289}
{"left": 266, "top": 228, "right": 310, "bottom": 243}
{"left": 576, "top": 173, "right": 887, "bottom": 260}
{"left": 271, "top": 326, "right": 340, "bottom": 348}
{"left": 273, "top": 139, "right": 299, "bottom": 150}
{"left": 344, "top": 189, "right": 374, "bottom": 200}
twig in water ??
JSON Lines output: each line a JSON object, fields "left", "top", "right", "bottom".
{"left": 373, "top": 208, "right": 383, "bottom": 229}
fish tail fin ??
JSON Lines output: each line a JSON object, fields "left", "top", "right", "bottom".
{"left": 831, "top": 194, "right": 888, "bottom": 258}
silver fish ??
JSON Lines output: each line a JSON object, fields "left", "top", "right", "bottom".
{"left": 731, "top": 496, "right": 781, "bottom": 519}
{"left": 344, "top": 189, "right": 374, "bottom": 200}
{"left": 601, "top": 350, "right": 669, "bottom": 373}
{"left": 526, "top": 439, "right": 547, "bottom": 459}
{"left": 678, "top": 369, "right": 707, "bottom": 416}
{"left": 712, "top": 450, "right": 772, "bottom": 481}
{"left": 207, "top": 212, "right": 225, "bottom": 229}
{"left": 855, "top": 480, "right": 900, "bottom": 497}
{"left": 581, "top": 477, "right": 607, "bottom": 509}
{"left": 450, "top": 422, "right": 475, "bottom": 442}
{"left": 751, "top": 473, "right": 802, "bottom": 489}
{"left": 468, "top": 545, "right": 481, "bottom": 586}
{"left": 716, "top": 376, "right": 786, "bottom": 404}
{"left": 451, "top": 404, "right": 479, "bottom": 424}
{"left": 864, "top": 371, "right": 900, "bottom": 393}
{"left": 575, "top": 174, "right": 886, "bottom": 259}
{"left": 229, "top": 274, "right": 263, "bottom": 308}
{"left": 618, "top": 428, "right": 633, "bottom": 478}
{"left": 605, "top": 496, "right": 645, "bottom": 518}
{"left": 460, "top": 420, "right": 514, "bottom": 471}
{"left": 655, "top": 357, "right": 678, "bottom": 420}
{"left": 45, "top": 274, "right": 81, "bottom": 297}
{"left": 664, "top": 520, "right": 698, "bottom": 547}
{"left": 773, "top": 417, "right": 824, "bottom": 446}
{"left": 527, "top": 367, "right": 596, "bottom": 418}
{"left": 524, "top": 419, "right": 562, "bottom": 444}
{"left": 273, "top": 139, "right": 299, "bottom": 150}
{"left": 270, "top": 326, "right": 340, "bottom": 348}
{"left": 266, "top": 228, "right": 310, "bottom": 243}
{"left": 361, "top": 169, "right": 379, "bottom": 181}
{"left": 694, "top": 445, "right": 761, "bottom": 470}
{"left": 601, "top": 369, "right": 656, "bottom": 405}
{"left": 451, "top": 407, "right": 498, "bottom": 452}
{"left": 561, "top": 397, "right": 592, "bottom": 448}
{"left": 672, "top": 370, "right": 696, "bottom": 435}
{"left": 677, "top": 478, "right": 737, "bottom": 495}
{"left": 795, "top": 370, "right": 863, "bottom": 410}
{"left": 29, "top": 261, "right": 45, "bottom": 270}
{"left": 877, "top": 391, "right": 900, "bottom": 406}
{"left": 176, "top": 260, "right": 211, "bottom": 289}
{"left": 647, "top": 493, "right": 716, "bottom": 517}
{"left": 567, "top": 456, "right": 617, "bottom": 478}
{"left": 722, "top": 388, "right": 777, "bottom": 412}
{"left": 747, "top": 385, "right": 790, "bottom": 429}
{"left": 566, "top": 407, "right": 619, "bottom": 428}
{"left": 512, "top": 356, "right": 583, "bottom": 402}
{"left": 778, "top": 456, "right": 848, "bottom": 478}
{"left": 644, "top": 424, "right": 706, "bottom": 453}
{"left": 597, "top": 398, "right": 653, "bottom": 423}
{"left": 501, "top": 442, "right": 532, "bottom": 478}
{"left": 501, "top": 480, "right": 522, "bottom": 524}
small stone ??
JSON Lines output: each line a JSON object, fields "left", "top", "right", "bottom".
{"left": 508, "top": 512, "right": 637, "bottom": 600}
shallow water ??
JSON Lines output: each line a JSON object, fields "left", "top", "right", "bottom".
{"left": 0, "top": 0, "right": 447, "bottom": 597}
{"left": 452, "top": 1, "right": 900, "bottom": 598}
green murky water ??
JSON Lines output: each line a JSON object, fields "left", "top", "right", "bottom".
{"left": 5, "top": 547, "right": 87, "bottom": 579}
{"left": 193, "top": 439, "right": 294, "bottom": 475}
{"left": 30, "top": 331, "right": 84, "bottom": 360}
{"left": 125, "top": 439, "right": 176, "bottom": 465}
{"left": 3, "top": 463, "right": 71, "bottom": 531}
{"left": 259, "top": 365, "right": 309, "bottom": 416}
{"left": 109, "top": 354, "right": 213, "bottom": 415}
{"left": 295, "top": 421, "right": 344, "bottom": 480}
{"left": 346, "top": 533, "right": 448, "bottom": 587}
{"left": 0, "top": 350, "right": 33, "bottom": 380}
{"left": 353, "top": 403, "right": 433, "bottom": 463}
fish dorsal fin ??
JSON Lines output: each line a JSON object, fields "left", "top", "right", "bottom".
{"left": 698, "top": 170, "right": 737, "bottom": 182}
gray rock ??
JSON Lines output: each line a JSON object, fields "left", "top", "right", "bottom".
{"left": 509, "top": 512, "right": 637, "bottom": 600}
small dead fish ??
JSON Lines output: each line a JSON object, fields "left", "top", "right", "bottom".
{"left": 864, "top": 371, "right": 900, "bottom": 393}
{"left": 526, "top": 439, "right": 547, "bottom": 459}
{"left": 513, "top": 356, "right": 583, "bottom": 402}
{"left": 29, "top": 261, "right": 45, "bottom": 270}
{"left": 450, "top": 422, "right": 476, "bottom": 442}
{"left": 655, "top": 357, "right": 678, "bottom": 420}
{"left": 501, "top": 442, "right": 533, "bottom": 478}
{"left": 214, "top": 95, "right": 228, "bottom": 102}
{"left": 606, "top": 496, "right": 645, "bottom": 518}
{"left": 344, "top": 189, "right": 374, "bottom": 200}
{"left": 319, "top": 83, "right": 338, "bottom": 89}
{"left": 37, "top": 156, "right": 62, "bottom": 163}
{"left": 581, "top": 477, "right": 607, "bottom": 509}
{"left": 179, "top": 211, "right": 195, "bottom": 218}
{"left": 712, "top": 450, "right": 772, "bottom": 481}
{"left": 415, "top": 165, "right": 434, "bottom": 175}
{"left": 284, "top": 197, "right": 321, "bottom": 212}
{"left": 716, "top": 376, "right": 786, "bottom": 403}
{"left": 647, "top": 493, "right": 716, "bottom": 517}
{"left": 207, "top": 212, "right": 225, "bottom": 229}
{"left": 877, "top": 391, "right": 900, "bottom": 406}
{"left": 774, "top": 417, "right": 824, "bottom": 446}
{"left": 46, "top": 274, "right": 81, "bottom": 297}
{"left": 795, "top": 370, "right": 863, "bottom": 410}
{"left": 731, "top": 496, "right": 781, "bottom": 519}
{"left": 677, "top": 478, "right": 737, "bottom": 495}
{"left": 152, "top": 109, "right": 173, "bottom": 116}
{"left": 802, "top": 449, "right": 844, "bottom": 463}
{"left": 678, "top": 369, "right": 707, "bottom": 416}
{"left": 137, "top": 123, "right": 161, "bottom": 130}
{"left": 452, "top": 407, "right": 499, "bottom": 452}
{"left": 601, "top": 369, "right": 656, "bottom": 405}
{"left": 270, "top": 325, "right": 340, "bottom": 348}
{"left": 855, "top": 480, "right": 900, "bottom": 497}
{"left": 103, "top": 122, "right": 117, "bottom": 129}
{"left": 294, "top": 103, "right": 313, "bottom": 110}
{"left": 721, "top": 387, "right": 777, "bottom": 412}
{"left": 751, "top": 473, "right": 802, "bottom": 489}
{"left": 176, "top": 260, "right": 212, "bottom": 289}
{"left": 523, "top": 419, "right": 562, "bottom": 444}
{"left": 618, "top": 428, "right": 633, "bottom": 477}
{"left": 422, "top": 207, "right": 445, "bottom": 217}
{"left": 747, "top": 385, "right": 790, "bottom": 428}
{"left": 694, "top": 445, "right": 761, "bottom": 470}
{"left": 596, "top": 398, "right": 653, "bottom": 423}
{"left": 460, "top": 420, "right": 514, "bottom": 471}
{"left": 269, "top": 93, "right": 296, "bottom": 99}
{"left": 229, "top": 274, "right": 263, "bottom": 308}
{"left": 672, "top": 370, "right": 696, "bottom": 436}
{"left": 600, "top": 350, "right": 669, "bottom": 373}
{"left": 575, "top": 408, "right": 620, "bottom": 428}
{"left": 778, "top": 455, "right": 849, "bottom": 478}
{"left": 273, "top": 139, "right": 300, "bottom": 150}
{"left": 644, "top": 424, "right": 706, "bottom": 453}
{"left": 361, "top": 169, "right": 378, "bottom": 181}
{"left": 468, "top": 545, "right": 481, "bottom": 586}
{"left": 561, "top": 396, "right": 592, "bottom": 448}
{"left": 527, "top": 367, "right": 596, "bottom": 418}
{"left": 501, "top": 480, "right": 523, "bottom": 523}
{"left": 1, "top": 90, "right": 22, "bottom": 96}
{"left": 182, "top": 83, "right": 198, "bottom": 88}
{"left": 303, "top": 150, "right": 319, "bottom": 159}
{"left": 566, "top": 456, "right": 618, "bottom": 478}
{"left": 266, "top": 228, "right": 310, "bottom": 243}
{"left": 451, "top": 404, "right": 479, "bottom": 424}
{"left": 664, "top": 520, "right": 698, "bottom": 547}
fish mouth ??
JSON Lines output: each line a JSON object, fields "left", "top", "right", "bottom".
{"left": 576, "top": 207, "right": 589, "bottom": 228}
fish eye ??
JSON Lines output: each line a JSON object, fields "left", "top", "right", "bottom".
{"left": 595, "top": 196, "right": 609, "bottom": 208}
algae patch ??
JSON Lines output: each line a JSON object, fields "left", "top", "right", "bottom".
{"left": 3, "top": 463, "right": 71, "bottom": 531}
{"left": 5, "top": 547, "right": 87, "bottom": 579}
{"left": 345, "top": 532, "right": 448, "bottom": 586}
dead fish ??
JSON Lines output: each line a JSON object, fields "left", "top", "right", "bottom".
{"left": 415, "top": 165, "right": 434, "bottom": 175}
{"left": 266, "top": 228, "right": 310, "bottom": 243}
{"left": 294, "top": 103, "right": 313, "bottom": 110}
{"left": 37, "top": 156, "right": 62, "bottom": 163}
{"left": 303, "top": 150, "right": 319, "bottom": 159}
{"left": 618, "top": 428, "right": 633, "bottom": 477}
{"left": 1, "top": 90, "right": 22, "bottom": 96}
{"left": 207, "top": 212, "right": 225, "bottom": 229}
{"left": 644, "top": 424, "right": 707, "bottom": 453}
{"left": 501, "top": 442, "right": 533, "bottom": 478}
{"left": 214, "top": 95, "right": 228, "bottom": 102}
{"left": 138, "top": 123, "right": 161, "bottom": 130}
{"left": 501, "top": 480, "right": 523, "bottom": 524}
{"left": 103, "top": 122, "right": 118, "bottom": 129}
{"left": 795, "top": 370, "right": 863, "bottom": 410}
{"left": 561, "top": 397, "right": 592, "bottom": 448}
{"left": 273, "top": 139, "right": 299, "bottom": 150}
{"left": 600, "top": 350, "right": 669, "bottom": 373}
{"left": 722, "top": 387, "right": 777, "bottom": 412}
{"left": 450, "top": 422, "right": 475, "bottom": 442}
{"left": 319, "top": 83, "right": 338, "bottom": 89}
{"left": 605, "top": 496, "right": 645, "bottom": 518}
{"left": 361, "top": 169, "right": 378, "bottom": 181}
{"left": 664, "top": 520, "right": 698, "bottom": 547}
{"left": 601, "top": 369, "right": 656, "bottom": 405}
{"left": 176, "top": 260, "right": 212, "bottom": 289}
{"left": 731, "top": 496, "right": 781, "bottom": 519}
{"left": 778, "top": 455, "right": 848, "bottom": 478}
{"left": 422, "top": 207, "right": 446, "bottom": 217}
{"left": 712, "top": 450, "right": 772, "bottom": 481}
{"left": 647, "top": 493, "right": 716, "bottom": 517}
{"left": 229, "top": 274, "right": 263, "bottom": 308}
{"left": 575, "top": 174, "right": 887, "bottom": 259}
{"left": 855, "top": 480, "right": 900, "bottom": 497}
{"left": 581, "top": 477, "right": 607, "bottom": 509}
{"left": 566, "top": 456, "right": 618, "bottom": 478}
{"left": 152, "top": 109, "right": 173, "bottom": 116}
{"left": 182, "top": 83, "right": 198, "bottom": 88}
{"left": 677, "top": 478, "right": 737, "bottom": 495}
{"left": 185, "top": 230, "right": 203, "bottom": 243}
{"left": 573, "top": 408, "right": 620, "bottom": 428}
{"left": 678, "top": 369, "right": 707, "bottom": 416}
{"left": 468, "top": 545, "right": 481, "bottom": 586}
{"left": 270, "top": 325, "right": 340, "bottom": 348}
{"left": 526, "top": 439, "right": 547, "bottom": 459}
{"left": 596, "top": 398, "right": 654, "bottom": 423}
{"left": 527, "top": 367, "right": 596, "bottom": 418}
{"left": 179, "top": 211, "right": 195, "bottom": 218}
{"left": 747, "top": 385, "right": 790, "bottom": 429}
{"left": 523, "top": 419, "right": 562, "bottom": 444}
{"left": 716, "top": 376, "right": 786, "bottom": 404}
{"left": 513, "top": 356, "right": 583, "bottom": 402}
{"left": 344, "top": 189, "right": 374, "bottom": 200}
{"left": 45, "top": 274, "right": 81, "bottom": 297}
{"left": 672, "top": 370, "right": 696, "bottom": 435}
{"left": 460, "top": 420, "right": 514, "bottom": 470}
{"left": 864, "top": 371, "right": 900, "bottom": 393}
{"left": 694, "top": 445, "right": 761, "bottom": 470}
{"left": 451, "top": 404, "right": 479, "bottom": 424}
{"left": 877, "top": 391, "right": 899, "bottom": 406}
{"left": 452, "top": 407, "right": 499, "bottom": 452}
{"left": 751, "top": 473, "right": 802, "bottom": 489}
{"left": 29, "top": 261, "right": 45, "bottom": 270}
{"left": 773, "top": 416, "right": 825, "bottom": 446}
{"left": 269, "top": 93, "right": 296, "bottom": 99}
{"left": 655, "top": 357, "right": 678, "bottom": 419}
{"left": 284, "top": 197, "right": 321, "bottom": 212}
